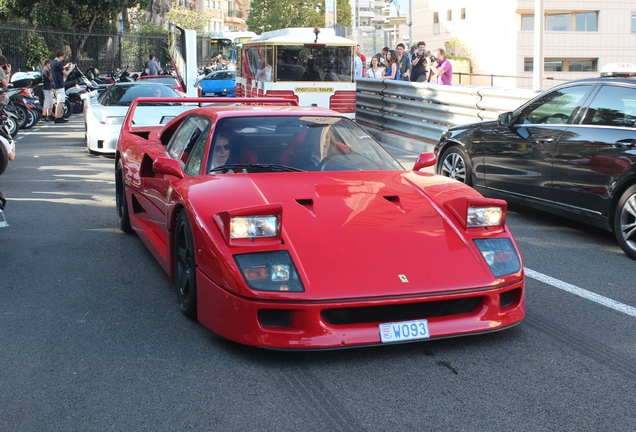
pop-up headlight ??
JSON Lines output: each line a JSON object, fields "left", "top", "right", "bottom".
{"left": 103, "top": 116, "right": 125, "bottom": 125}
{"left": 235, "top": 251, "right": 304, "bottom": 292}
{"left": 214, "top": 204, "right": 283, "bottom": 246}
{"left": 467, "top": 206, "right": 503, "bottom": 227}
{"left": 230, "top": 216, "right": 278, "bottom": 239}
{"left": 474, "top": 238, "right": 521, "bottom": 277}
{"left": 445, "top": 197, "right": 507, "bottom": 230}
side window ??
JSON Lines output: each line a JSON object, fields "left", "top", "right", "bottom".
{"left": 166, "top": 115, "right": 211, "bottom": 169}
{"left": 184, "top": 127, "right": 210, "bottom": 176}
{"left": 583, "top": 85, "right": 636, "bottom": 128}
{"left": 516, "top": 85, "right": 593, "bottom": 125}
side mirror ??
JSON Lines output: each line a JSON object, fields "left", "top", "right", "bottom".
{"left": 412, "top": 152, "right": 437, "bottom": 171}
{"left": 497, "top": 112, "right": 514, "bottom": 127}
{"left": 153, "top": 156, "right": 184, "bottom": 179}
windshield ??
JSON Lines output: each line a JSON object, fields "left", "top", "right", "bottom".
{"left": 138, "top": 76, "right": 180, "bottom": 86}
{"left": 242, "top": 45, "right": 355, "bottom": 82}
{"left": 99, "top": 84, "right": 179, "bottom": 106}
{"left": 207, "top": 116, "right": 403, "bottom": 173}
{"left": 205, "top": 71, "right": 235, "bottom": 81}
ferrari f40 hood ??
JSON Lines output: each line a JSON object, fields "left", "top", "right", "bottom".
{"left": 191, "top": 171, "right": 515, "bottom": 300}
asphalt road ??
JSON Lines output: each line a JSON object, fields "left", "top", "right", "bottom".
{"left": 1, "top": 116, "right": 636, "bottom": 431}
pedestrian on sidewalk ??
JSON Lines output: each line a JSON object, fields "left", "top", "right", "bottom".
{"left": 51, "top": 50, "right": 74, "bottom": 123}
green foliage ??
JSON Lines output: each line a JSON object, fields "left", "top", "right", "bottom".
{"left": 247, "top": 0, "right": 325, "bottom": 33}
{"left": 19, "top": 32, "right": 51, "bottom": 69}
{"left": 167, "top": 1, "right": 217, "bottom": 32}
{"left": 0, "top": 0, "right": 139, "bottom": 32}
{"left": 336, "top": 0, "right": 352, "bottom": 27}
{"left": 444, "top": 37, "right": 469, "bottom": 58}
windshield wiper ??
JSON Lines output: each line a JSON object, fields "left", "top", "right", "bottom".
{"left": 209, "top": 164, "right": 305, "bottom": 173}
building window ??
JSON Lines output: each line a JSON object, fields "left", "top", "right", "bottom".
{"left": 546, "top": 12, "right": 598, "bottom": 31}
{"left": 546, "top": 13, "right": 571, "bottom": 31}
{"left": 434, "top": 12, "right": 439, "bottom": 24}
{"left": 524, "top": 58, "right": 598, "bottom": 72}
{"left": 632, "top": 12, "right": 636, "bottom": 32}
{"left": 447, "top": 10, "right": 452, "bottom": 21}
{"left": 575, "top": 12, "right": 597, "bottom": 31}
{"left": 461, "top": 8, "right": 466, "bottom": 20}
{"left": 521, "top": 15, "right": 534, "bottom": 31}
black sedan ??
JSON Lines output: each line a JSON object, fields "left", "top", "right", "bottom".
{"left": 435, "top": 75, "right": 636, "bottom": 259}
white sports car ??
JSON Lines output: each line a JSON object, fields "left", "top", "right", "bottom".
{"left": 85, "top": 82, "right": 188, "bottom": 155}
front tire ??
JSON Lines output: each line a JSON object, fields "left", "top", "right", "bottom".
{"left": 174, "top": 210, "right": 197, "bottom": 319}
{"left": 5, "top": 116, "right": 18, "bottom": 138}
{"left": 439, "top": 146, "right": 472, "bottom": 186}
{"left": 115, "top": 161, "right": 133, "bottom": 233}
{"left": 614, "top": 185, "right": 636, "bottom": 260}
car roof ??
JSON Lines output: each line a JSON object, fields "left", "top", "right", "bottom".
{"left": 554, "top": 76, "right": 636, "bottom": 87}
{"left": 187, "top": 105, "right": 340, "bottom": 118}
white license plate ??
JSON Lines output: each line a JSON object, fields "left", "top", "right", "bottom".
{"left": 379, "top": 319, "right": 430, "bottom": 343}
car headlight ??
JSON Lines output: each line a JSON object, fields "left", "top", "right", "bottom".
{"left": 103, "top": 116, "right": 124, "bottom": 125}
{"left": 474, "top": 238, "right": 521, "bottom": 277}
{"left": 230, "top": 216, "right": 278, "bottom": 239}
{"left": 467, "top": 206, "right": 503, "bottom": 227}
{"left": 234, "top": 251, "right": 304, "bottom": 292}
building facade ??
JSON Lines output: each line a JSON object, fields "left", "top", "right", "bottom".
{"left": 410, "top": 0, "right": 636, "bottom": 89}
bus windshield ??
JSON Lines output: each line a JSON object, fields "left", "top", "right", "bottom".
{"left": 243, "top": 45, "right": 355, "bottom": 83}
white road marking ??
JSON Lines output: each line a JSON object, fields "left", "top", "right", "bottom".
{"left": 525, "top": 267, "right": 636, "bottom": 318}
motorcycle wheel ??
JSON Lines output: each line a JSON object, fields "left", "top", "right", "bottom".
{"left": 13, "top": 104, "right": 29, "bottom": 129}
{"left": 5, "top": 117, "right": 18, "bottom": 138}
{"left": 0, "top": 139, "right": 8, "bottom": 176}
{"left": 23, "top": 109, "right": 37, "bottom": 129}
{"left": 63, "top": 100, "right": 72, "bottom": 118}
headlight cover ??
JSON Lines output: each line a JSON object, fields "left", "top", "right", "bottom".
{"left": 103, "top": 116, "right": 124, "bottom": 125}
{"left": 467, "top": 206, "right": 503, "bottom": 227}
{"left": 230, "top": 216, "right": 278, "bottom": 239}
{"left": 474, "top": 238, "right": 521, "bottom": 277}
{"left": 234, "top": 251, "right": 304, "bottom": 292}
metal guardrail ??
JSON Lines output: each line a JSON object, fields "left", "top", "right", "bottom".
{"left": 356, "top": 78, "right": 536, "bottom": 142}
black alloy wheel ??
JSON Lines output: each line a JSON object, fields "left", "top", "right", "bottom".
{"left": 175, "top": 210, "right": 198, "bottom": 319}
{"left": 439, "top": 146, "right": 472, "bottom": 186}
{"left": 115, "top": 161, "right": 132, "bottom": 233}
{"left": 614, "top": 185, "right": 636, "bottom": 260}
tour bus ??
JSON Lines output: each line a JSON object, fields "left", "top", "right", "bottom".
{"left": 235, "top": 27, "right": 357, "bottom": 118}
{"left": 210, "top": 30, "right": 259, "bottom": 65}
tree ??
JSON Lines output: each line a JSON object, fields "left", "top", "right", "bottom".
{"left": 246, "top": 0, "right": 324, "bottom": 33}
{"left": 0, "top": 0, "right": 144, "bottom": 59}
{"left": 167, "top": 0, "right": 217, "bottom": 32}
{"left": 336, "top": 0, "right": 352, "bottom": 27}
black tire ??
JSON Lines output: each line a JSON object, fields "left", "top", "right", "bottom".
{"left": 23, "top": 109, "right": 37, "bottom": 129}
{"left": 63, "top": 100, "right": 72, "bottom": 118}
{"left": 115, "top": 161, "right": 133, "bottom": 233}
{"left": 614, "top": 185, "right": 636, "bottom": 260}
{"left": 174, "top": 210, "right": 197, "bottom": 319}
{"left": 5, "top": 117, "right": 18, "bottom": 138}
{"left": 0, "top": 140, "right": 8, "bottom": 176}
{"left": 13, "top": 104, "right": 28, "bottom": 129}
{"left": 438, "top": 146, "right": 473, "bottom": 186}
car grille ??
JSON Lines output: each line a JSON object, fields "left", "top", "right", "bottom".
{"left": 321, "top": 297, "right": 484, "bottom": 325}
